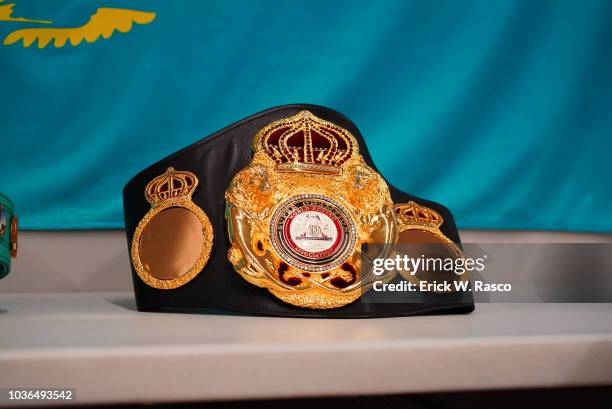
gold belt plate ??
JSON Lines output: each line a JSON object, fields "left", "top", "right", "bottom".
{"left": 225, "top": 111, "right": 397, "bottom": 309}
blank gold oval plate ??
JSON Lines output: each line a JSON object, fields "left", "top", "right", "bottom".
{"left": 394, "top": 201, "right": 468, "bottom": 292}
{"left": 131, "top": 168, "right": 213, "bottom": 290}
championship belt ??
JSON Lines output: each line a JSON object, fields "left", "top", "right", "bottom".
{"left": 123, "top": 104, "right": 474, "bottom": 317}
{"left": 225, "top": 111, "right": 396, "bottom": 308}
{"left": 0, "top": 193, "right": 18, "bottom": 279}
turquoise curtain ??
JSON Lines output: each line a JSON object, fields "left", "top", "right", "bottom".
{"left": 1, "top": 0, "right": 611, "bottom": 231}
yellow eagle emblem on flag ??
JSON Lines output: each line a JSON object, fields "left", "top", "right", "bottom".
{"left": 0, "top": 0, "right": 155, "bottom": 48}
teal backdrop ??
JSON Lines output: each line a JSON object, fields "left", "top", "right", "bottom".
{"left": 1, "top": 0, "right": 611, "bottom": 231}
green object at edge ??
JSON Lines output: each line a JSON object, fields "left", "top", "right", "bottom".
{"left": 0, "top": 193, "right": 17, "bottom": 279}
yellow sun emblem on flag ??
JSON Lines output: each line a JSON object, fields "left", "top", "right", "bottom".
{"left": 0, "top": 0, "right": 155, "bottom": 48}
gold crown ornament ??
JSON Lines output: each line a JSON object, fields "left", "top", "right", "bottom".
{"left": 226, "top": 111, "right": 398, "bottom": 309}
{"left": 394, "top": 201, "right": 467, "bottom": 291}
{"left": 131, "top": 167, "right": 213, "bottom": 289}
{"left": 255, "top": 110, "right": 357, "bottom": 175}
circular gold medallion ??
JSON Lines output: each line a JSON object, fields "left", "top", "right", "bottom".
{"left": 139, "top": 207, "right": 205, "bottom": 280}
{"left": 131, "top": 168, "right": 213, "bottom": 290}
{"left": 225, "top": 110, "right": 398, "bottom": 309}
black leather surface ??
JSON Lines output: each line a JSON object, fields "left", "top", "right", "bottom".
{"left": 123, "top": 104, "right": 475, "bottom": 317}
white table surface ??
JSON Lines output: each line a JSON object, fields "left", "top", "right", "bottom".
{"left": 1, "top": 292, "right": 611, "bottom": 407}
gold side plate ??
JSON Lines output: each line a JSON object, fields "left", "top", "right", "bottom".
{"left": 394, "top": 201, "right": 468, "bottom": 291}
{"left": 131, "top": 168, "right": 213, "bottom": 290}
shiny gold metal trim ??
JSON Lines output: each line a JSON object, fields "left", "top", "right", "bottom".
{"left": 226, "top": 111, "right": 397, "bottom": 309}
{"left": 131, "top": 168, "right": 213, "bottom": 290}
{"left": 254, "top": 110, "right": 358, "bottom": 175}
{"left": 394, "top": 201, "right": 468, "bottom": 292}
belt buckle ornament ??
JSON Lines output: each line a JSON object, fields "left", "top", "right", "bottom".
{"left": 131, "top": 168, "right": 213, "bottom": 289}
{"left": 225, "top": 111, "right": 397, "bottom": 309}
{"left": 394, "top": 201, "right": 467, "bottom": 292}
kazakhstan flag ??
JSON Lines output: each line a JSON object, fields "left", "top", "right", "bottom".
{"left": 1, "top": 0, "right": 611, "bottom": 231}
